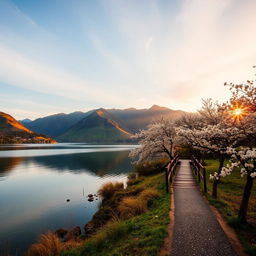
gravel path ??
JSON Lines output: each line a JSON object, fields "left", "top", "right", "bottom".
{"left": 171, "top": 159, "right": 237, "bottom": 256}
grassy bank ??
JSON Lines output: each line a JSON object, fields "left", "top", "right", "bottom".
{"left": 199, "top": 159, "right": 256, "bottom": 255}
{"left": 28, "top": 162, "right": 171, "bottom": 256}
{"left": 61, "top": 170, "right": 170, "bottom": 256}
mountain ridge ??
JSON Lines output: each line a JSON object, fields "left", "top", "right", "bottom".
{"left": 57, "top": 108, "right": 132, "bottom": 143}
{"left": 22, "top": 105, "right": 187, "bottom": 142}
{"left": 0, "top": 112, "right": 56, "bottom": 144}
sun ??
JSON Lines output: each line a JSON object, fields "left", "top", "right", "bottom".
{"left": 233, "top": 108, "right": 243, "bottom": 116}
{"left": 229, "top": 105, "right": 248, "bottom": 123}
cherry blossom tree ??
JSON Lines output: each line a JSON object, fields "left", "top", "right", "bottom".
{"left": 177, "top": 99, "right": 247, "bottom": 197}
{"left": 177, "top": 122, "right": 244, "bottom": 197}
{"left": 129, "top": 119, "right": 177, "bottom": 164}
{"left": 218, "top": 70, "right": 256, "bottom": 222}
{"left": 220, "top": 74, "right": 256, "bottom": 147}
{"left": 220, "top": 147, "right": 256, "bottom": 222}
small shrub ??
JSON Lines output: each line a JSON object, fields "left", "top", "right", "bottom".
{"left": 118, "top": 197, "right": 147, "bottom": 219}
{"left": 127, "top": 172, "right": 137, "bottom": 180}
{"left": 27, "top": 232, "right": 82, "bottom": 256}
{"left": 127, "top": 177, "right": 144, "bottom": 186}
{"left": 139, "top": 188, "right": 160, "bottom": 202}
{"left": 26, "top": 232, "right": 63, "bottom": 256}
{"left": 98, "top": 182, "right": 124, "bottom": 200}
{"left": 135, "top": 159, "right": 166, "bottom": 176}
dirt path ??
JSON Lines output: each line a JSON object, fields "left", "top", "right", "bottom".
{"left": 171, "top": 159, "right": 237, "bottom": 256}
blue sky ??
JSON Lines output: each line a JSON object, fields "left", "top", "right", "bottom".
{"left": 0, "top": 0, "right": 256, "bottom": 120}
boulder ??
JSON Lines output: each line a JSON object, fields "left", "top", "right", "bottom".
{"left": 55, "top": 228, "right": 68, "bottom": 239}
{"left": 84, "top": 222, "right": 96, "bottom": 236}
{"left": 65, "top": 226, "right": 81, "bottom": 241}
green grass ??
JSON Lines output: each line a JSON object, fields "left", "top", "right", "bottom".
{"left": 61, "top": 172, "right": 170, "bottom": 256}
{"left": 196, "top": 159, "right": 256, "bottom": 255}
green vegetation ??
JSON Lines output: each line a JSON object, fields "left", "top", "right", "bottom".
{"left": 198, "top": 159, "right": 256, "bottom": 255}
{"left": 135, "top": 159, "right": 167, "bottom": 176}
{"left": 60, "top": 167, "right": 170, "bottom": 256}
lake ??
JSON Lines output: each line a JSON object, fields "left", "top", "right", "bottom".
{"left": 0, "top": 143, "right": 136, "bottom": 255}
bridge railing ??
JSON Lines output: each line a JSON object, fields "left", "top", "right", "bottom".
{"left": 165, "top": 154, "right": 180, "bottom": 193}
{"left": 190, "top": 155, "right": 207, "bottom": 193}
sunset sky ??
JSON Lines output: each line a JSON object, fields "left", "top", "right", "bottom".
{"left": 0, "top": 0, "right": 256, "bottom": 120}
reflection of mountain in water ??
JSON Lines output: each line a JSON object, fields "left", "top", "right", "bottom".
{"left": 0, "top": 157, "right": 24, "bottom": 176}
{"left": 32, "top": 151, "right": 132, "bottom": 176}
{"left": 0, "top": 151, "right": 133, "bottom": 177}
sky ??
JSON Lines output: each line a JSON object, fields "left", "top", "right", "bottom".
{"left": 0, "top": 0, "right": 256, "bottom": 120}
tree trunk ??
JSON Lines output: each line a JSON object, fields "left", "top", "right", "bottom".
{"left": 212, "top": 156, "right": 225, "bottom": 198}
{"left": 238, "top": 175, "right": 254, "bottom": 223}
{"left": 212, "top": 179, "right": 218, "bottom": 198}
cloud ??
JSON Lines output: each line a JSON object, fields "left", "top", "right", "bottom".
{"left": 145, "top": 37, "right": 153, "bottom": 52}
{"left": 0, "top": 44, "right": 124, "bottom": 106}
{"left": 1, "top": 0, "right": 256, "bottom": 118}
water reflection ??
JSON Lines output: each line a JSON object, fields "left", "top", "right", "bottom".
{"left": 32, "top": 151, "right": 132, "bottom": 176}
{"left": 0, "top": 157, "right": 24, "bottom": 178}
{"left": 0, "top": 144, "right": 134, "bottom": 255}
{"left": 0, "top": 151, "right": 132, "bottom": 178}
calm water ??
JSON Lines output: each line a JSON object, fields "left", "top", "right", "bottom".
{"left": 0, "top": 143, "right": 136, "bottom": 255}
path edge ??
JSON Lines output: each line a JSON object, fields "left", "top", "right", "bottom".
{"left": 160, "top": 186, "right": 175, "bottom": 256}
{"left": 207, "top": 202, "right": 248, "bottom": 256}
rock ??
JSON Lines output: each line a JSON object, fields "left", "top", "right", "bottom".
{"left": 84, "top": 222, "right": 96, "bottom": 236}
{"left": 88, "top": 194, "right": 93, "bottom": 198}
{"left": 55, "top": 228, "right": 68, "bottom": 239}
{"left": 66, "top": 199, "right": 70, "bottom": 202}
{"left": 65, "top": 226, "right": 81, "bottom": 241}
{"left": 88, "top": 198, "right": 94, "bottom": 202}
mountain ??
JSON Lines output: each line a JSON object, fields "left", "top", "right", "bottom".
{"left": 57, "top": 109, "right": 132, "bottom": 143}
{"left": 25, "top": 111, "right": 91, "bottom": 138}
{"left": 19, "top": 118, "right": 32, "bottom": 124}
{"left": 108, "top": 105, "right": 185, "bottom": 132}
{"left": 0, "top": 112, "right": 56, "bottom": 144}
{"left": 22, "top": 105, "right": 186, "bottom": 142}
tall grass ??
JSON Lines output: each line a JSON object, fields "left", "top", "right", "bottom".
{"left": 118, "top": 197, "right": 147, "bottom": 219}
{"left": 26, "top": 232, "right": 81, "bottom": 256}
{"left": 26, "top": 232, "right": 63, "bottom": 256}
{"left": 118, "top": 188, "right": 160, "bottom": 219}
{"left": 79, "top": 221, "right": 130, "bottom": 255}
{"left": 98, "top": 181, "right": 124, "bottom": 200}
{"left": 139, "top": 188, "right": 160, "bottom": 201}
{"left": 61, "top": 172, "right": 171, "bottom": 256}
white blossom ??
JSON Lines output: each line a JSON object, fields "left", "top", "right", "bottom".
{"left": 222, "top": 147, "right": 256, "bottom": 179}
{"left": 129, "top": 119, "right": 177, "bottom": 164}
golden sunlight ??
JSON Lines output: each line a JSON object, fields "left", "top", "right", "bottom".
{"left": 229, "top": 105, "right": 248, "bottom": 122}
{"left": 233, "top": 108, "right": 243, "bottom": 116}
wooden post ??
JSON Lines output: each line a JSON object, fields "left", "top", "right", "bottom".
{"left": 165, "top": 168, "right": 169, "bottom": 194}
{"left": 203, "top": 167, "right": 207, "bottom": 193}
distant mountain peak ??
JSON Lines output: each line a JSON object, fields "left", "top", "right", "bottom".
{"left": 149, "top": 105, "right": 169, "bottom": 111}
{"left": 95, "top": 108, "right": 107, "bottom": 116}
{"left": 57, "top": 108, "right": 131, "bottom": 143}
{"left": 20, "top": 118, "right": 32, "bottom": 123}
